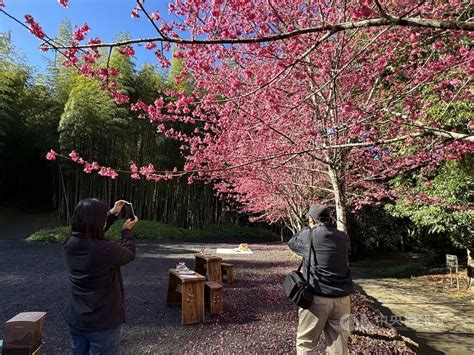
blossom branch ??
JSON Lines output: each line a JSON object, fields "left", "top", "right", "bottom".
{"left": 0, "top": 9, "right": 83, "bottom": 72}
{"left": 36, "top": 17, "right": 474, "bottom": 50}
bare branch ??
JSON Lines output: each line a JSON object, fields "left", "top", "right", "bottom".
{"left": 291, "top": 182, "right": 334, "bottom": 193}
{"left": 136, "top": 0, "right": 166, "bottom": 39}
{"left": 34, "top": 17, "right": 473, "bottom": 50}
{"left": 412, "top": 121, "right": 474, "bottom": 142}
{"left": 374, "top": 0, "right": 391, "bottom": 19}
{"left": 384, "top": 110, "right": 474, "bottom": 143}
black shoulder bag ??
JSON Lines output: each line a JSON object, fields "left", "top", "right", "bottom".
{"left": 282, "top": 232, "right": 315, "bottom": 309}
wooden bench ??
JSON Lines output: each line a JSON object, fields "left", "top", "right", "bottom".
{"left": 166, "top": 269, "right": 206, "bottom": 325}
{"left": 194, "top": 254, "right": 223, "bottom": 284}
{"left": 221, "top": 262, "right": 234, "bottom": 284}
{"left": 205, "top": 281, "right": 223, "bottom": 315}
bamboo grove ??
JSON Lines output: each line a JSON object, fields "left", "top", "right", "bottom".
{"left": 0, "top": 24, "right": 239, "bottom": 228}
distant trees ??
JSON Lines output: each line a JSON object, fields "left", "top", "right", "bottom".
{"left": 0, "top": 29, "right": 238, "bottom": 227}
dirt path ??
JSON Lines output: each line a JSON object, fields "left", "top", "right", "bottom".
{"left": 0, "top": 239, "right": 415, "bottom": 354}
{"left": 354, "top": 275, "right": 474, "bottom": 354}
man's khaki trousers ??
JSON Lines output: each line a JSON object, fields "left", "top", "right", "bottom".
{"left": 296, "top": 294, "right": 351, "bottom": 355}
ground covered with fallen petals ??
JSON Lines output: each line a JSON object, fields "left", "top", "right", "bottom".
{"left": 0, "top": 240, "right": 416, "bottom": 354}
{"left": 414, "top": 268, "right": 473, "bottom": 303}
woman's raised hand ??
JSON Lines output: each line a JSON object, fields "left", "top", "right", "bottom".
{"left": 113, "top": 200, "right": 129, "bottom": 215}
{"left": 123, "top": 216, "right": 139, "bottom": 230}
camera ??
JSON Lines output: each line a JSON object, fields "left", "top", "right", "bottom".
{"left": 123, "top": 203, "right": 136, "bottom": 220}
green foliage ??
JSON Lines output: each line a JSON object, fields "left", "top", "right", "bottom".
{"left": 106, "top": 220, "right": 186, "bottom": 239}
{"left": 351, "top": 255, "right": 427, "bottom": 278}
{"left": 59, "top": 76, "right": 116, "bottom": 150}
{"left": 26, "top": 220, "right": 279, "bottom": 242}
{"left": 22, "top": 81, "right": 62, "bottom": 150}
{"left": 169, "top": 50, "right": 193, "bottom": 94}
{"left": 0, "top": 31, "right": 62, "bottom": 208}
{"left": 428, "top": 99, "right": 473, "bottom": 128}
{"left": 350, "top": 251, "right": 438, "bottom": 278}
{"left": 0, "top": 32, "right": 26, "bottom": 70}
{"left": 0, "top": 70, "right": 28, "bottom": 154}
{"left": 48, "top": 19, "right": 77, "bottom": 105}
{"left": 26, "top": 226, "right": 70, "bottom": 243}
{"left": 105, "top": 220, "right": 278, "bottom": 241}
{"left": 347, "top": 205, "right": 410, "bottom": 258}
{"left": 386, "top": 67, "right": 473, "bottom": 252}
{"left": 387, "top": 159, "right": 474, "bottom": 249}
{"left": 134, "top": 64, "right": 166, "bottom": 102}
{"left": 109, "top": 33, "right": 136, "bottom": 95}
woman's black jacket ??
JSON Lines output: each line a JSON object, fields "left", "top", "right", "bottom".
{"left": 63, "top": 211, "right": 136, "bottom": 331}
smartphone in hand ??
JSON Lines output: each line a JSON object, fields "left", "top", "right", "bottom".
{"left": 123, "top": 203, "right": 136, "bottom": 220}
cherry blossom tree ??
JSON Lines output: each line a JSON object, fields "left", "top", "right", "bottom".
{"left": 2, "top": 0, "right": 473, "bottom": 232}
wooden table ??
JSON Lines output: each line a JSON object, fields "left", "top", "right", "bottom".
{"left": 166, "top": 269, "right": 206, "bottom": 325}
{"left": 194, "top": 254, "right": 223, "bottom": 284}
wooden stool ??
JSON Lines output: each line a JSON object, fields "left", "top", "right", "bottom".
{"left": 221, "top": 262, "right": 234, "bottom": 284}
{"left": 205, "top": 281, "right": 223, "bottom": 315}
{"left": 194, "top": 254, "right": 222, "bottom": 284}
{"left": 166, "top": 269, "right": 206, "bottom": 325}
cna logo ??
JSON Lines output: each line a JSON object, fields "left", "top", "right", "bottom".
{"left": 339, "top": 313, "right": 434, "bottom": 332}
{"left": 340, "top": 314, "right": 373, "bottom": 332}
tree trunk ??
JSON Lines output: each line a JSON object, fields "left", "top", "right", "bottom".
{"left": 328, "top": 165, "right": 348, "bottom": 233}
{"left": 467, "top": 248, "right": 473, "bottom": 289}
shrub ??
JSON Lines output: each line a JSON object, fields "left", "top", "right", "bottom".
{"left": 26, "top": 220, "right": 278, "bottom": 242}
{"left": 26, "top": 226, "right": 70, "bottom": 243}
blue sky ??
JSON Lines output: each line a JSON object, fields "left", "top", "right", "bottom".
{"left": 0, "top": 0, "right": 173, "bottom": 72}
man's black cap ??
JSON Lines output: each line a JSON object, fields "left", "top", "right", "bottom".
{"left": 306, "top": 204, "right": 329, "bottom": 221}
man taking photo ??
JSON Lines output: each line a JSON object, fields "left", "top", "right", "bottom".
{"left": 288, "top": 204, "right": 353, "bottom": 355}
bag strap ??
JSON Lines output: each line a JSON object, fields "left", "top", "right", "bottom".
{"left": 305, "top": 228, "right": 315, "bottom": 281}
{"left": 296, "top": 229, "right": 315, "bottom": 280}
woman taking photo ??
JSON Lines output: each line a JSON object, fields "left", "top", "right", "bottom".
{"left": 64, "top": 198, "right": 138, "bottom": 355}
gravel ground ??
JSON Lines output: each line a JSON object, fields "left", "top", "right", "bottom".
{"left": 0, "top": 239, "right": 416, "bottom": 354}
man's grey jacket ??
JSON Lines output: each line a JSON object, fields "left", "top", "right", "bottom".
{"left": 288, "top": 223, "right": 353, "bottom": 297}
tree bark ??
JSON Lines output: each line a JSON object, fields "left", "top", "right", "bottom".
{"left": 328, "top": 165, "right": 347, "bottom": 233}
{"left": 467, "top": 248, "right": 473, "bottom": 289}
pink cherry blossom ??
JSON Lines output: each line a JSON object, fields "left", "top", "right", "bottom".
{"left": 98, "top": 167, "right": 118, "bottom": 179}
{"left": 46, "top": 149, "right": 57, "bottom": 161}
{"left": 24, "top": 15, "right": 45, "bottom": 39}
{"left": 111, "top": 91, "right": 130, "bottom": 104}
{"left": 140, "top": 163, "right": 156, "bottom": 176}
{"left": 145, "top": 42, "right": 157, "bottom": 50}
{"left": 154, "top": 97, "right": 164, "bottom": 109}
{"left": 73, "top": 23, "right": 90, "bottom": 41}
{"left": 83, "top": 162, "right": 93, "bottom": 174}
{"left": 118, "top": 46, "right": 135, "bottom": 57}
{"left": 130, "top": 161, "right": 139, "bottom": 173}
{"left": 68, "top": 150, "right": 80, "bottom": 162}
{"left": 131, "top": 6, "right": 140, "bottom": 18}
{"left": 87, "top": 37, "right": 101, "bottom": 46}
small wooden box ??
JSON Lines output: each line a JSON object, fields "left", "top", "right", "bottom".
{"left": 2, "top": 312, "right": 46, "bottom": 355}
